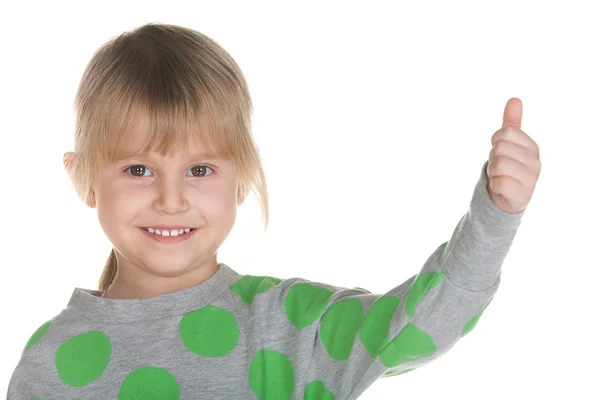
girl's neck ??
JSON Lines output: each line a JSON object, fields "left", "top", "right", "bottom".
{"left": 101, "top": 258, "right": 221, "bottom": 300}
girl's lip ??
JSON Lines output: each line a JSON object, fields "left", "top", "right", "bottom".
{"left": 139, "top": 227, "right": 198, "bottom": 244}
{"left": 140, "top": 226, "right": 195, "bottom": 230}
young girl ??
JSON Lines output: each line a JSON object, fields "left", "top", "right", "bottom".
{"left": 7, "top": 23, "right": 540, "bottom": 399}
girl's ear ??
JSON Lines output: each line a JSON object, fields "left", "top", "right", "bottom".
{"left": 237, "top": 184, "right": 248, "bottom": 206}
{"left": 85, "top": 190, "right": 97, "bottom": 209}
{"left": 63, "top": 152, "right": 73, "bottom": 170}
{"left": 63, "top": 152, "right": 75, "bottom": 184}
{"left": 63, "top": 151, "right": 97, "bottom": 209}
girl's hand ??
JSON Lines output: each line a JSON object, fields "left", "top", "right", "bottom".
{"left": 486, "top": 98, "right": 542, "bottom": 213}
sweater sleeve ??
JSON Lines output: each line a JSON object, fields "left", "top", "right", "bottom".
{"left": 6, "top": 360, "right": 35, "bottom": 400}
{"left": 239, "top": 160, "right": 525, "bottom": 400}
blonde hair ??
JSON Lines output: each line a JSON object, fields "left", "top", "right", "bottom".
{"left": 66, "top": 23, "right": 268, "bottom": 291}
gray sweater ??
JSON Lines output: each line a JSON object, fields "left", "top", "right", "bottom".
{"left": 7, "top": 160, "right": 524, "bottom": 399}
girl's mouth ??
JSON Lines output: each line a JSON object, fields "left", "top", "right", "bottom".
{"left": 139, "top": 227, "right": 198, "bottom": 243}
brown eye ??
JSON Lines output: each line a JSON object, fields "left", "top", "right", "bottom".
{"left": 126, "top": 165, "right": 149, "bottom": 177}
{"left": 190, "top": 165, "right": 213, "bottom": 177}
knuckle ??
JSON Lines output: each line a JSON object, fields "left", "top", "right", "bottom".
{"left": 494, "top": 140, "right": 510, "bottom": 153}
{"left": 495, "top": 155, "right": 510, "bottom": 170}
{"left": 492, "top": 176, "right": 504, "bottom": 191}
{"left": 498, "top": 176, "right": 512, "bottom": 191}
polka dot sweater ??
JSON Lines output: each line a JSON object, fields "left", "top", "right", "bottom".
{"left": 7, "top": 161, "right": 525, "bottom": 399}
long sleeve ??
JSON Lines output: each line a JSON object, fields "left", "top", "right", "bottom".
{"left": 6, "top": 359, "right": 35, "bottom": 400}
{"left": 235, "top": 160, "right": 525, "bottom": 399}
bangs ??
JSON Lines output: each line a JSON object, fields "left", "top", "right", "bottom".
{"left": 95, "top": 98, "right": 239, "bottom": 165}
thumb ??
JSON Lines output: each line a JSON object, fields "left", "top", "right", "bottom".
{"left": 502, "top": 97, "right": 523, "bottom": 128}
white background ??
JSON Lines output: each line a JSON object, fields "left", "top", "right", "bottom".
{"left": 1, "top": 1, "right": 598, "bottom": 398}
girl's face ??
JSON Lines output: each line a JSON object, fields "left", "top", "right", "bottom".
{"left": 92, "top": 142, "right": 238, "bottom": 283}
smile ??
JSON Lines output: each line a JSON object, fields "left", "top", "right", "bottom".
{"left": 143, "top": 227, "right": 194, "bottom": 236}
{"left": 139, "top": 227, "right": 198, "bottom": 243}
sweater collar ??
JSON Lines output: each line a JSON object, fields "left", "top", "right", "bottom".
{"left": 66, "top": 263, "right": 240, "bottom": 323}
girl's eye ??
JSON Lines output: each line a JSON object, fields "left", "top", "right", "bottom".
{"left": 188, "top": 165, "right": 214, "bottom": 177}
{"left": 124, "top": 165, "right": 214, "bottom": 177}
{"left": 125, "top": 165, "right": 152, "bottom": 177}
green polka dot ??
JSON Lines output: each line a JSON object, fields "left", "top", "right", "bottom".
{"left": 405, "top": 272, "right": 444, "bottom": 318}
{"left": 439, "top": 241, "right": 448, "bottom": 249}
{"left": 285, "top": 283, "right": 334, "bottom": 329}
{"left": 462, "top": 301, "right": 492, "bottom": 337}
{"left": 180, "top": 305, "right": 239, "bottom": 357}
{"left": 320, "top": 298, "right": 364, "bottom": 360}
{"left": 379, "top": 323, "right": 436, "bottom": 368}
{"left": 119, "top": 366, "right": 180, "bottom": 399}
{"left": 359, "top": 295, "right": 400, "bottom": 357}
{"left": 56, "top": 330, "right": 111, "bottom": 387}
{"left": 304, "top": 380, "right": 335, "bottom": 399}
{"left": 232, "top": 275, "right": 282, "bottom": 304}
{"left": 382, "top": 368, "right": 415, "bottom": 377}
{"left": 248, "top": 349, "right": 294, "bottom": 400}
{"left": 24, "top": 321, "right": 51, "bottom": 351}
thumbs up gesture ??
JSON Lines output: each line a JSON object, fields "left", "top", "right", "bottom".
{"left": 486, "top": 98, "right": 541, "bottom": 213}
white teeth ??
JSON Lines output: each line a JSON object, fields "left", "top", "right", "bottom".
{"left": 143, "top": 227, "right": 194, "bottom": 236}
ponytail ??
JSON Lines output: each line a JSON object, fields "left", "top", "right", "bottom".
{"left": 99, "top": 248, "right": 118, "bottom": 291}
